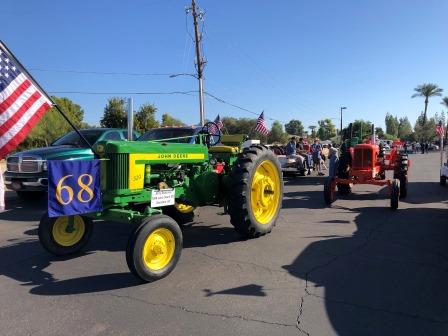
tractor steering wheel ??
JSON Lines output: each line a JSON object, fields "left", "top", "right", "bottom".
{"left": 201, "top": 122, "right": 221, "bottom": 147}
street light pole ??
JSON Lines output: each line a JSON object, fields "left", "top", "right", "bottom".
{"left": 340, "top": 106, "right": 347, "bottom": 143}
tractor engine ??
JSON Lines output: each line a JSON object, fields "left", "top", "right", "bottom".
{"left": 352, "top": 144, "right": 381, "bottom": 179}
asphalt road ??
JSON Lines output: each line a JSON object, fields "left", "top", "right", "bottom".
{"left": 0, "top": 152, "right": 447, "bottom": 336}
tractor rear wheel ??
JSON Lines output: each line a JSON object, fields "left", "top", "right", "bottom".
{"left": 163, "top": 202, "right": 196, "bottom": 225}
{"left": 38, "top": 213, "right": 93, "bottom": 256}
{"left": 324, "top": 177, "right": 336, "bottom": 205}
{"left": 390, "top": 179, "right": 400, "bottom": 210}
{"left": 227, "top": 145, "right": 283, "bottom": 239}
{"left": 337, "top": 183, "right": 352, "bottom": 195}
{"left": 126, "top": 215, "right": 182, "bottom": 282}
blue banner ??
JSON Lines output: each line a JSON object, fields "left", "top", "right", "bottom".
{"left": 48, "top": 160, "right": 102, "bottom": 217}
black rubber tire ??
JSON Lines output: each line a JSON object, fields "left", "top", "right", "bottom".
{"left": 324, "top": 177, "right": 336, "bottom": 205}
{"left": 440, "top": 175, "right": 447, "bottom": 186}
{"left": 126, "top": 214, "right": 182, "bottom": 282}
{"left": 16, "top": 190, "right": 46, "bottom": 201}
{"left": 163, "top": 205, "right": 196, "bottom": 225}
{"left": 399, "top": 175, "right": 408, "bottom": 198}
{"left": 337, "top": 183, "right": 352, "bottom": 195}
{"left": 390, "top": 179, "right": 400, "bottom": 210}
{"left": 227, "top": 145, "right": 283, "bottom": 239}
{"left": 38, "top": 212, "right": 93, "bottom": 256}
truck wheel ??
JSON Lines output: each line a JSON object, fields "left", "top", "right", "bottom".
{"left": 390, "top": 179, "right": 400, "bottom": 210}
{"left": 16, "top": 190, "right": 46, "bottom": 201}
{"left": 440, "top": 175, "right": 446, "bottom": 186}
{"left": 126, "top": 215, "right": 182, "bottom": 282}
{"left": 399, "top": 175, "right": 408, "bottom": 198}
{"left": 163, "top": 203, "right": 196, "bottom": 225}
{"left": 324, "top": 178, "right": 336, "bottom": 205}
{"left": 227, "top": 145, "right": 283, "bottom": 238}
{"left": 38, "top": 213, "right": 93, "bottom": 256}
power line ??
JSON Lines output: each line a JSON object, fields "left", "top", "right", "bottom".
{"left": 47, "top": 90, "right": 198, "bottom": 96}
{"left": 29, "top": 67, "right": 173, "bottom": 77}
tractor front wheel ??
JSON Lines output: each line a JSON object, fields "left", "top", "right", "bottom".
{"left": 126, "top": 215, "right": 182, "bottom": 282}
{"left": 390, "top": 179, "right": 400, "bottom": 210}
{"left": 324, "top": 178, "right": 336, "bottom": 205}
{"left": 38, "top": 213, "right": 93, "bottom": 256}
{"left": 227, "top": 145, "right": 283, "bottom": 239}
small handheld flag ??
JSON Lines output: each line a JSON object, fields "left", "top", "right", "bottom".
{"left": 254, "top": 111, "right": 269, "bottom": 135}
{"left": 436, "top": 122, "right": 444, "bottom": 137}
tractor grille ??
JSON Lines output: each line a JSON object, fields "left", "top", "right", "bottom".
{"left": 353, "top": 148, "right": 372, "bottom": 169}
{"left": 106, "top": 153, "right": 129, "bottom": 190}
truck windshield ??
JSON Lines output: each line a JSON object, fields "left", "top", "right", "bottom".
{"left": 138, "top": 128, "right": 196, "bottom": 143}
{"left": 52, "top": 130, "right": 104, "bottom": 147}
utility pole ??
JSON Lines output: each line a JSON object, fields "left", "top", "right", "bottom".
{"left": 188, "top": 0, "right": 206, "bottom": 126}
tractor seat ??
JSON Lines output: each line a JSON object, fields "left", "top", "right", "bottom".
{"left": 208, "top": 145, "right": 239, "bottom": 154}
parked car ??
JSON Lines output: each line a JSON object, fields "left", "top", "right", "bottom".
{"left": 4, "top": 128, "right": 139, "bottom": 199}
{"left": 138, "top": 126, "right": 201, "bottom": 144}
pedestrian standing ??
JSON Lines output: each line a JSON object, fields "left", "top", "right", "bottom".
{"left": 311, "top": 139, "right": 324, "bottom": 176}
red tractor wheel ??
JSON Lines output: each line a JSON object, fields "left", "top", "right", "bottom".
{"left": 324, "top": 178, "right": 336, "bottom": 205}
{"left": 390, "top": 179, "right": 400, "bottom": 210}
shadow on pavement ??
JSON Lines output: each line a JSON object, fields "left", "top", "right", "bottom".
{"left": 0, "top": 206, "right": 243, "bottom": 296}
{"left": 282, "top": 205, "right": 448, "bottom": 336}
{"left": 203, "top": 284, "right": 266, "bottom": 297}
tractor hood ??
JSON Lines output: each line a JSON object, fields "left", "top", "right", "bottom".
{"left": 9, "top": 145, "right": 93, "bottom": 160}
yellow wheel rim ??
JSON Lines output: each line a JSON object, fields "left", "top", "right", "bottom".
{"left": 52, "top": 216, "right": 85, "bottom": 247}
{"left": 250, "top": 160, "right": 281, "bottom": 225}
{"left": 142, "top": 228, "right": 175, "bottom": 271}
{"left": 174, "top": 202, "right": 195, "bottom": 214}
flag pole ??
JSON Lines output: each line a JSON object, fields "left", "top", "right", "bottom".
{"left": 0, "top": 40, "right": 94, "bottom": 151}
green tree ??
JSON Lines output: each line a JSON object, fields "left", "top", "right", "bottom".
{"left": 308, "top": 125, "right": 317, "bottom": 139}
{"left": 221, "top": 117, "right": 257, "bottom": 136}
{"left": 342, "top": 120, "right": 372, "bottom": 140}
{"left": 397, "top": 117, "right": 413, "bottom": 139}
{"left": 317, "top": 119, "right": 337, "bottom": 140}
{"left": 385, "top": 113, "right": 398, "bottom": 137}
{"left": 441, "top": 97, "right": 448, "bottom": 110}
{"left": 267, "top": 121, "right": 288, "bottom": 144}
{"left": 19, "top": 96, "right": 86, "bottom": 150}
{"left": 412, "top": 83, "right": 443, "bottom": 125}
{"left": 135, "top": 103, "right": 159, "bottom": 134}
{"left": 414, "top": 112, "right": 437, "bottom": 141}
{"left": 375, "top": 127, "right": 385, "bottom": 138}
{"left": 100, "top": 97, "right": 127, "bottom": 128}
{"left": 161, "top": 113, "right": 185, "bottom": 127}
{"left": 284, "top": 119, "right": 304, "bottom": 135}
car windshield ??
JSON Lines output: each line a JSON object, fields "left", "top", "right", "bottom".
{"left": 52, "top": 130, "right": 105, "bottom": 147}
{"left": 138, "top": 128, "right": 196, "bottom": 143}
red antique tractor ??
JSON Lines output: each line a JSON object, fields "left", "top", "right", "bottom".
{"left": 324, "top": 129, "right": 409, "bottom": 209}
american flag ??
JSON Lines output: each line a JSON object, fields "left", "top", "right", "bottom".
{"left": 254, "top": 111, "right": 269, "bottom": 135}
{"left": 214, "top": 114, "right": 223, "bottom": 130}
{"left": 0, "top": 42, "right": 52, "bottom": 158}
{"left": 208, "top": 114, "right": 223, "bottom": 134}
{"left": 436, "top": 122, "right": 445, "bottom": 137}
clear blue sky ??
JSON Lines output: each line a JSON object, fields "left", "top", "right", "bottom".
{"left": 3, "top": 0, "right": 448, "bottom": 131}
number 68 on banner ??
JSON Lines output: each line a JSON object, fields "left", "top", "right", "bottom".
{"left": 56, "top": 174, "right": 95, "bottom": 205}
{"left": 48, "top": 160, "right": 102, "bottom": 217}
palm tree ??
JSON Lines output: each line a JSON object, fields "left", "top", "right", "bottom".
{"left": 441, "top": 96, "right": 448, "bottom": 110}
{"left": 412, "top": 83, "right": 443, "bottom": 125}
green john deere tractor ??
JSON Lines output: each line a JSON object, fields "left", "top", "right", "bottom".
{"left": 38, "top": 122, "right": 283, "bottom": 282}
